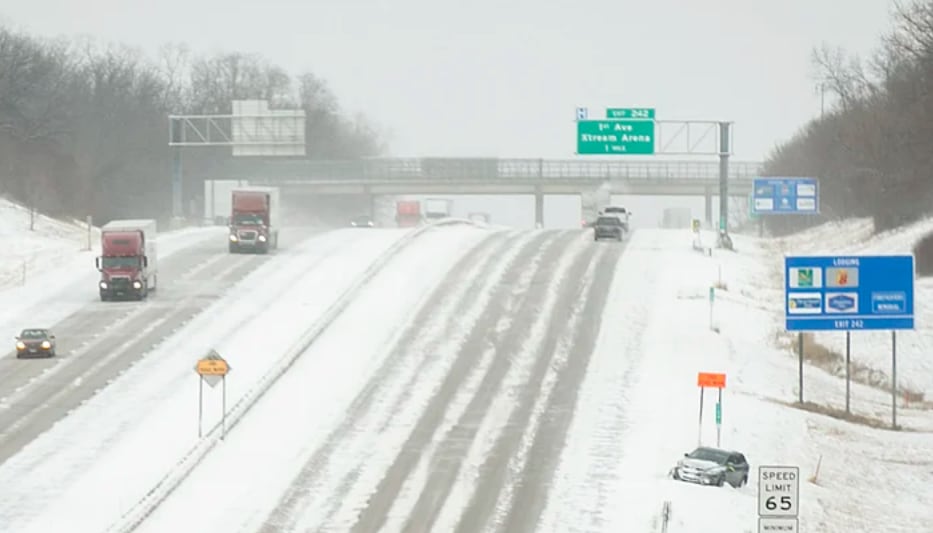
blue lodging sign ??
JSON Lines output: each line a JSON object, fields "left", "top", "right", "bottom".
{"left": 784, "top": 255, "right": 915, "bottom": 331}
{"left": 752, "top": 178, "right": 819, "bottom": 215}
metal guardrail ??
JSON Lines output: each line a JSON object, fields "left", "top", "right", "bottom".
{"left": 232, "top": 158, "right": 764, "bottom": 181}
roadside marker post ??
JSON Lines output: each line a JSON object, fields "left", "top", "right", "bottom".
{"left": 195, "top": 349, "right": 232, "bottom": 439}
{"left": 696, "top": 372, "right": 726, "bottom": 447}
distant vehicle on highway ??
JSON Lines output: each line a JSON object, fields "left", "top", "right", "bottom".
{"left": 671, "top": 446, "right": 749, "bottom": 487}
{"left": 593, "top": 215, "right": 625, "bottom": 242}
{"left": 600, "top": 206, "right": 631, "bottom": 233}
{"left": 350, "top": 215, "right": 375, "bottom": 228}
{"left": 15, "top": 328, "right": 57, "bottom": 358}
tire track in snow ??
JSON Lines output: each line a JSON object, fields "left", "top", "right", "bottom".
{"left": 256, "top": 229, "right": 541, "bottom": 532}
{"left": 348, "top": 231, "right": 580, "bottom": 533}
{"left": 495, "top": 241, "right": 623, "bottom": 533}
{"left": 348, "top": 231, "right": 566, "bottom": 533}
{"left": 0, "top": 244, "right": 231, "bottom": 400}
{"left": 445, "top": 235, "right": 600, "bottom": 533}
{"left": 534, "top": 234, "right": 659, "bottom": 532}
{"left": 0, "top": 253, "right": 264, "bottom": 466}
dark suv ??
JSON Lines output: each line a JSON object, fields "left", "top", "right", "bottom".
{"left": 671, "top": 446, "right": 749, "bottom": 488}
{"left": 593, "top": 215, "right": 625, "bottom": 241}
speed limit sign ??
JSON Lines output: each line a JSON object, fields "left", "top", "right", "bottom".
{"left": 758, "top": 466, "right": 799, "bottom": 517}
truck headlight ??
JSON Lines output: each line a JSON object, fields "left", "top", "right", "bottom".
{"left": 41, "top": 341, "right": 51, "bottom": 349}
{"left": 229, "top": 234, "right": 238, "bottom": 242}
{"left": 258, "top": 235, "right": 267, "bottom": 242}
{"left": 99, "top": 282, "right": 108, "bottom": 289}
{"left": 133, "top": 280, "right": 142, "bottom": 289}
{"left": 16, "top": 341, "right": 25, "bottom": 350}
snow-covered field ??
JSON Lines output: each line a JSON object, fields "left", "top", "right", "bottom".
{"left": 0, "top": 198, "right": 99, "bottom": 290}
{"left": 535, "top": 226, "right": 933, "bottom": 533}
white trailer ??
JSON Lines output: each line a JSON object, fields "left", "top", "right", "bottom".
{"left": 203, "top": 180, "right": 248, "bottom": 224}
{"left": 424, "top": 198, "right": 453, "bottom": 220}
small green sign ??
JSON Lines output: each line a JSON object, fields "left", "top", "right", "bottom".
{"left": 715, "top": 402, "right": 722, "bottom": 424}
{"left": 709, "top": 287, "right": 714, "bottom": 302}
{"left": 606, "top": 108, "right": 656, "bottom": 120}
{"left": 576, "top": 120, "right": 655, "bottom": 155}
{"left": 797, "top": 268, "right": 814, "bottom": 287}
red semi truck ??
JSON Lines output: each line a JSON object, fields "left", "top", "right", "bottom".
{"left": 96, "top": 219, "right": 158, "bottom": 301}
{"left": 396, "top": 200, "right": 422, "bottom": 227}
{"left": 229, "top": 187, "right": 280, "bottom": 253}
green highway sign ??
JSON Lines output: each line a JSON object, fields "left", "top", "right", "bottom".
{"left": 607, "top": 108, "right": 656, "bottom": 120}
{"left": 576, "top": 120, "right": 655, "bottom": 155}
{"left": 715, "top": 402, "right": 722, "bottom": 424}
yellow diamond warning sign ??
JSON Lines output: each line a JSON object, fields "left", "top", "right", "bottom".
{"left": 196, "top": 359, "right": 229, "bottom": 376}
{"left": 195, "top": 349, "right": 230, "bottom": 377}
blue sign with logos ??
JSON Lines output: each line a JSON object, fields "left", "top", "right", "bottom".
{"left": 784, "top": 255, "right": 915, "bottom": 331}
{"left": 752, "top": 177, "right": 819, "bottom": 215}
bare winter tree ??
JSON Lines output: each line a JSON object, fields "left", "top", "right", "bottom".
{"left": 765, "top": 0, "right": 933, "bottom": 236}
{"left": 0, "top": 24, "right": 386, "bottom": 225}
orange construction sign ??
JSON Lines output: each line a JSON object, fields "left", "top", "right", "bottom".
{"left": 697, "top": 372, "right": 726, "bottom": 388}
{"left": 196, "top": 358, "right": 229, "bottom": 377}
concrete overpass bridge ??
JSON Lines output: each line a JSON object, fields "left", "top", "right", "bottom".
{"left": 215, "top": 157, "right": 763, "bottom": 225}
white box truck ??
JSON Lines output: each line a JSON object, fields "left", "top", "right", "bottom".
{"left": 424, "top": 198, "right": 453, "bottom": 221}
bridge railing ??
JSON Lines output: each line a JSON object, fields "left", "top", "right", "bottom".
{"left": 238, "top": 158, "right": 764, "bottom": 181}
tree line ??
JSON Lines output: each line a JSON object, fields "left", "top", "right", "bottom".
{"left": 0, "top": 26, "right": 385, "bottom": 224}
{"left": 762, "top": 1, "right": 933, "bottom": 237}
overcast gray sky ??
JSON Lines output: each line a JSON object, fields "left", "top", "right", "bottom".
{"left": 1, "top": 0, "right": 897, "bottom": 162}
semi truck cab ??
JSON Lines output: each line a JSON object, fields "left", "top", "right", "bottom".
{"left": 229, "top": 187, "right": 280, "bottom": 253}
{"left": 96, "top": 219, "right": 158, "bottom": 300}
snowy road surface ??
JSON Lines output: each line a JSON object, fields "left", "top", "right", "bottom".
{"left": 0, "top": 226, "right": 418, "bottom": 533}
{"left": 134, "top": 228, "right": 625, "bottom": 533}
{"left": 0, "top": 227, "right": 318, "bottom": 465}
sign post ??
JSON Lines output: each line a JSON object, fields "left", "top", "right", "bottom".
{"left": 784, "top": 255, "right": 915, "bottom": 426}
{"left": 758, "top": 466, "right": 800, "bottom": 532}
{"left": 696, "top": 372, "right": 726, "bottom": 447}
{"left": 194, "top": 349, "right": 232, "bottom": 439}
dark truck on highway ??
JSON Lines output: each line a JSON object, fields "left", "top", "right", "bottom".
{"left": 593, "top": 215, "right": 625, "bottom": 241}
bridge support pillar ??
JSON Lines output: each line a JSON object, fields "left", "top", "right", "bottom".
{"left": 534, "top": 186, "right": 545, "bottom": 227}
{"left": 704, "top": 187, "right": 713, "bottom": 226}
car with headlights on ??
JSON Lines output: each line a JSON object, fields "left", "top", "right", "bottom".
{"left": 350, "top": 215, "right": 375, "bottom": 228}
{"left": 15, "top": 328, "right": 57, "bottom": 358}
{"left": 670, "top": 446, "right": 749, "bottom": 488}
